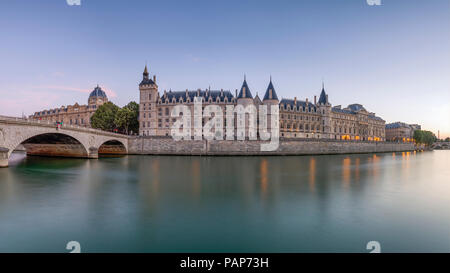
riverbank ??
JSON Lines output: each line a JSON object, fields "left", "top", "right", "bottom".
{"left": 128, "top": 137, "right": 415, "bottom": 156}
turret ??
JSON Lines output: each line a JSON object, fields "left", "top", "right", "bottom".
{"left": 317, "top": 82, "right": 332, "bottom": 139}
{"left": 237, "top": 75, "right": 254, "bottom": 105}
{"left": 262, "top": 76, "right": 279, "bottom": 105}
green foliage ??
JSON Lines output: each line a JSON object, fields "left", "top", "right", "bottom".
{"left": 90, "top": 101, "right": 139, "bottom": 135}
{"left": 413, "top": 130, "right": 437, "bottom": 146}
{"left": 90, "top": 102, "right": 120, "bottom": 131}
{"left": 445, "top": 137, "right": 450, "bottom": 142}
{"left": 123, "top": 101, "right": 139, "bottom": 134}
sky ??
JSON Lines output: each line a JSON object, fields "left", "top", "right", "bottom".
{"left": 0, "top": 0, "right": 449, "bottom": 138}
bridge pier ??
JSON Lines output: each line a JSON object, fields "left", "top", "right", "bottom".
{"left": 0, "top": 147, "right": 9, "bottom": 168}
{"left": 88, "top": 147, "right": 99, "bottom": 159}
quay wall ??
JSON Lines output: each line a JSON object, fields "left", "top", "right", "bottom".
{"left": 128, "top": 137, "right": 415, "bottom": 156}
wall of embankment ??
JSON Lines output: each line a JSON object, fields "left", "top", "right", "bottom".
{"left": 128, "top": 137, "right": 415, "bottom": 156}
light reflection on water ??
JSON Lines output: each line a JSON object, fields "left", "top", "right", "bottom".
{"left": 0, "top": 151, "right": 449, "bottom": 252}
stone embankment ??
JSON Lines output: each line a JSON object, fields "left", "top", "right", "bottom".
{"left": 128, "top": 137, "right": 415, "bottom": 156}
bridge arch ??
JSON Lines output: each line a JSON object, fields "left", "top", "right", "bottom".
{"left": 19, "top": 133, "right": 90, "bottom": 158}
{"left": 98, "top": 139, "right": 128, "bottom": 155}
{"left": 6, "top": 131, "right": 91, "bottom": 159}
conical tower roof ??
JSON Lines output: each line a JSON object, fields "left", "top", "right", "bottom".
{"left": 237, "top": 76, "right": 253, "bottom": 99}
{"left": 263, "top": 77, "right": 279, "bottom": 101}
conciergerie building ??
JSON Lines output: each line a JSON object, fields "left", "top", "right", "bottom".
{"left": 139, "top": 65, "right": 386, "bottom": 141}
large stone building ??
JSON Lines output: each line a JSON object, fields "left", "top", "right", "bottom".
{"left": 138, "top": 66, "right": 386, "bottom": 141}
{"left": 385, "top": 122, "right": 421, "bottom": 142}
{"left": 29, "top": 85, "right": 108, "bottom": 127}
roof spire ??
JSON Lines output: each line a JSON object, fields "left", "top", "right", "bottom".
{"left": 263, "top": 77, "right": 279, "bottom": 101}
{"left": 143, "top": 64, "right": 149, "bottom": 79}
{"left": 318, "top": 81, "right": 328, "bottom": 105}
{"left": 237, "top": 76, "right": 253, "bottom": 99}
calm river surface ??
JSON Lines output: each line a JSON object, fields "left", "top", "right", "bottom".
{"left": 0, "top": 151, "right": 449, "bottom": 252}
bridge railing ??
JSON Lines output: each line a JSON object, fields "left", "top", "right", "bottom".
{"left": 0, "top": 116, "right": 128, "bottom": 138}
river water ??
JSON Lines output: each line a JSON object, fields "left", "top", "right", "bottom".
{"left": 0, "top": 151, "right": 449, "bottom": 252}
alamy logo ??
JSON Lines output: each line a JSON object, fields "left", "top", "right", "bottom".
{"left": 366, "top": 241, "right": 381, "bottom": 253}
{"left": 170, "top": 97, "right": 280, "bottom": 151}
{"left": 66, "top": 0, "right": 81, "bottom": 6}
{"left": 366, "top": 0, "right": 381, "bottom": 5}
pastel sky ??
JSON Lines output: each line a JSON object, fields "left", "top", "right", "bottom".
{"left": 1, "top": 0, "right": 449, "bottom": 138}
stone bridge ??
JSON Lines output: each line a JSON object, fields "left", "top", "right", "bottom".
{"left": 0, "top": 116, "right": 130, "bottom": 167}
{"left": 431, "top": 142, "right": 450, "bottom": 150}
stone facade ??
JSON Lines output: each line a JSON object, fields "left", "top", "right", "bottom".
{"left": 139, "top": 66, "right": 386, "bottom": 141}
{"left": 385, "top": 122, "right": 421, "bottom": 142}
{"left": 29, "top": 85, "right": 108, "bottom": 127}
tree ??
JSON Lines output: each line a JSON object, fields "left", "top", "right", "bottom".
{"left": 125, "top": 101, "right": 139, "bottom": 134}
{"left": 413, "top": 130, "right": 424, "bottom": 144}
{"left": 413, "top": 130, "right": 436, "bottom": 146}
{"left": 114, "top": 101, "right": 139, "bottom": 135}
{"left": 90, "top": 102, "right": 120, "bottom": 131}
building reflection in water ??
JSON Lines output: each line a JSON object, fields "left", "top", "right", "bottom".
{"left": 372, "top": 154, "right": 380, "bottom": 180}
{"left": 309, "top": 157, "right": 316, "bottom": 192}
{"left": 259, "top": 159, "right": 268, "bottom": 196}
{"left": 401, "top": 151, "right": 411, "bottom": 180}
{"left": 342, "top": 157, "right": 351, "bottom": 188}
{"left": 192, "top": 159, "right": 201, "bottom": 197}
{"left": 354, "top": 157, "right": 360, "bottom": 184}
{"left": 151, "top": 159, "right": 160, "bottom": 196}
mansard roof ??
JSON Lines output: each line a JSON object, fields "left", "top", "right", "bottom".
{"left": 386, "top": 122, "right": 410, "bottom": 129}
{"left": 160, "top": 89, "right": 234, "bottom": 103}
{"left": 280, "top": 99, "right": 317, "bottom": 111}
{"left": 237, "top": 78, "right": 253, "bottom": 99}
{"left": 332, "top": 104, "right": 384, "bottom": 121}
{"left": 347, "top": 103, "right": 366, "bottom": 112}
{"left": 263, "top": 79, "right": 279, "bottom": 101}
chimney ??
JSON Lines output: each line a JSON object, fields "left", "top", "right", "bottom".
{"left": 314, "top": 95, "right": 317, "bottom": 105}
{"left": 305, "top": 98, "right": 309, "bottom": 105}
{"left": 235, "top": 89, "right": 238, "bottom": 98}
{"left": 326, "top": 94, "right": 329, "bottom": 103}
{"left": 153, "top": 75, "right": 156, "bottom": 83}
{"left": 294, "top": 97, "right": 297, "bottom": 104}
